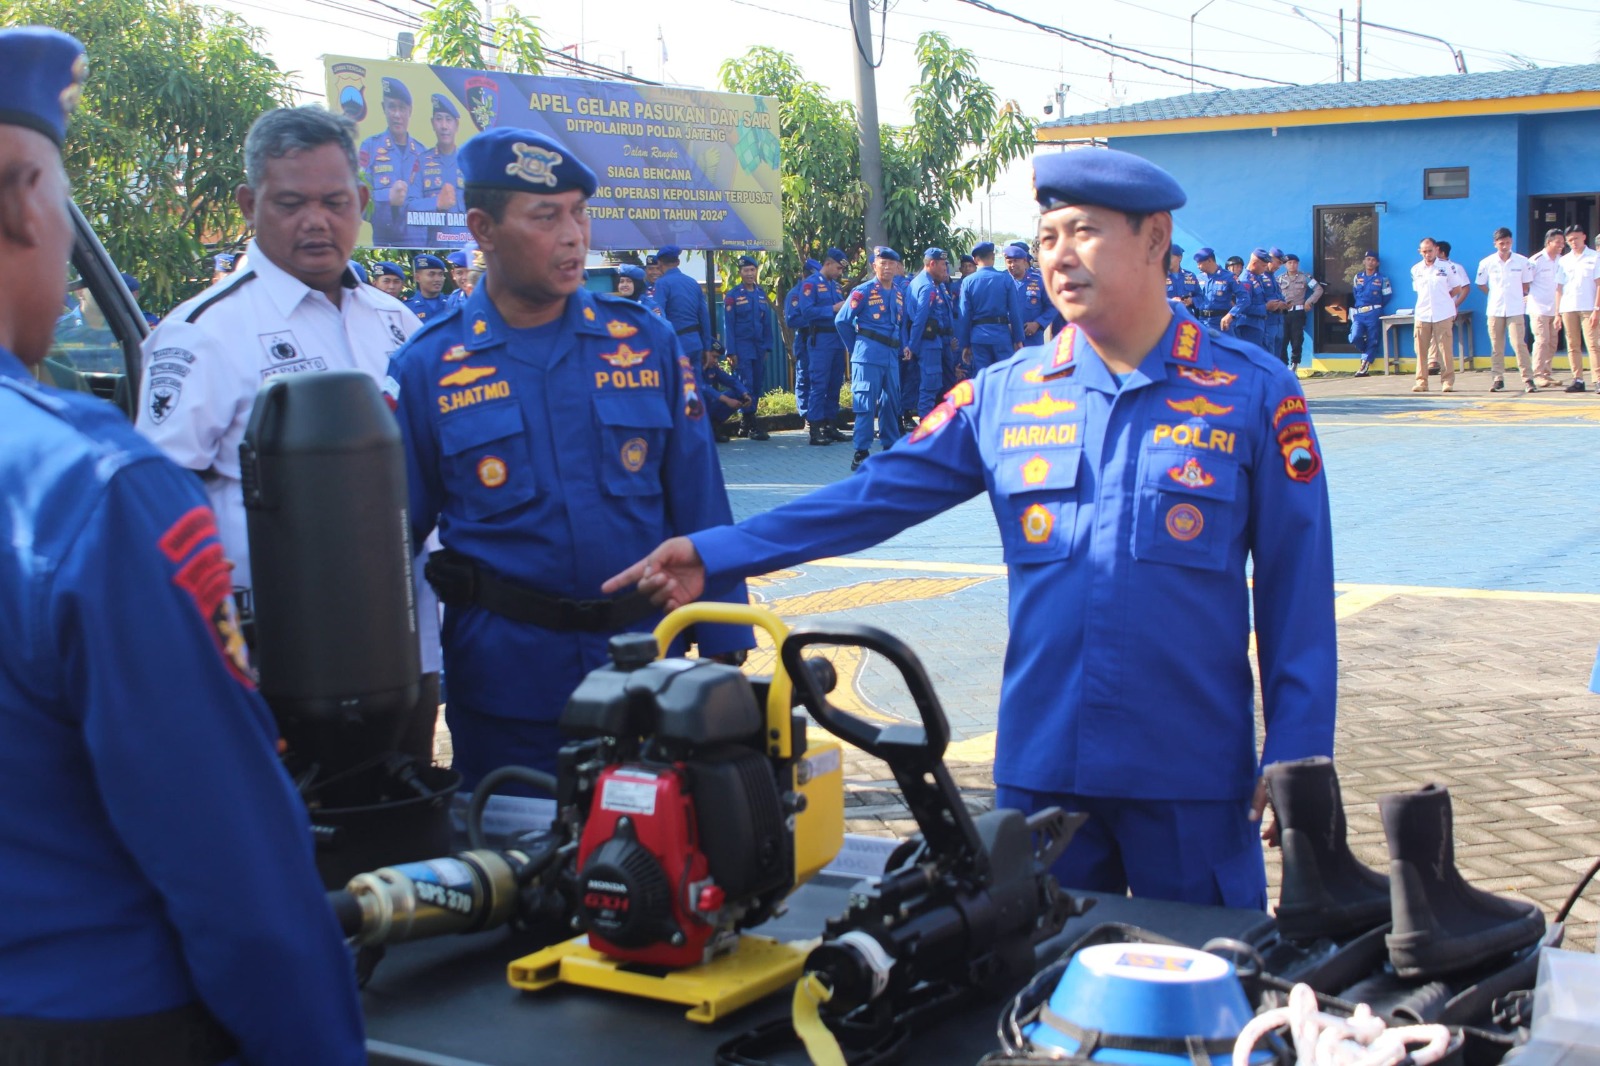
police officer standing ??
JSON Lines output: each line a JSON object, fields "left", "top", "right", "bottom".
{"left": 1349, "top": 251, "right": 1392, "bottom": 376}
{"left": 784, "top": 257, "right": 818, "bottom": 430}
{"left": 0, "top": 29, "right": 365, "bottom": 1064}
{"left": 956, "top": 241, "right": 1025, "bottom": 373}
{"left": 445, "top": 248, "right": 472, "bottom": 307}
{"left": 387, "top": 129, "right": 753, "bottom": 785}
{"left": 1005, "top": 241, "right": 1056, "bottom": 348}
{"left": 608, "top": 147, "right": 1337, "bottom": 909}
{"left": 1276, "top": 253, "right": 1321, "bottom": 370}
{"left": 798, "top": 248, "right": 850, "bottom": 444}
{"left": 906, "top": 247, "right": 957, "bottom": 419}
{"left": 654, "top": 244, "right": 711, "bottom": 360}
{"left": 371, "top": 260, "right": 406, "bottom": 298}
{"left": 837, "top": 247, "right": 912, "bottom": 471}
{"left": 360, "top": 76, "right": 425, "bottom": 246}
{"left": 1192, "top": 246, "right": 1247, "bottom": 333}
{"left": 1166, "top": 244, "right": 1199, "bottom": 308}
{"left": 1235, "top": 248, "right": 1276, "bottom": 347}
{"left": 405, "top": 253, "right": 451, "bottom": 321}
{"left": 722, "top": 254, "right": 772, "bottom": 441}
{"left": 1263, "top": 247, "right": 1289, "bottom": 360}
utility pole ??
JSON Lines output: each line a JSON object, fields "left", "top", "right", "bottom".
{"left": 851, "top": 0, "right": 887, "bottom": 251}
{"left": 1188, "top": 0, "right": 1219, "bottom": 94}
{"left": 1337, "top": 9, "right": 1345, "bottom": 83}
{"left": 1355, "top": 0, "right": 1363, "bottom": 80}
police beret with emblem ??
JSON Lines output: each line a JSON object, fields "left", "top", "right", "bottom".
{"left": 1193, "top": 247, "right": 1215, "bottom": 262}
{"left": 1269, "top": 246, "right": 1286, "bottom": 260}
{"left": 430, "top": 93, "right": 459, "bottom": 119}
{"left": 874, "top": 247, "right": 901, "bottom": 263}
{"left": 372, "top": 261, "right": 406, "bottom": 279}
{"left": 617, "top": 263, "right": 646, "bottom": 283}
{"left": 1250, "top": 247, "right": 1271, "bottom": 262}
{"left": 923, "top": 247, "right": 947, "bottom": 261}
{"left": 825, "top": 247, "right": 846, "bottom": 264}
{"left": 657, "top": 245, "right": 682, "bottom": 261}
{"left": 737, "top": 254, "right": 758, "bottom": 267}
{"left": 348, "top": 260, "right": 369, "bottom": 284}
{"left": 1169, "top": 244, "right": 1184, "bottom": 257}
{"left": 645, "top": 254, "right": 660, "bottom": 266}
{"left": 413, "top": 253, "right": 447, "bottom": 272}
{"left": 214, "top": 252, "right": 236, "bottom": 272}
{"left": 445, "top": 250, "right": 470, "bottom": 268}
{"left": 959, "top": 254, "right": 975, "bottom": 265}
{"left": 460, "top": 127, "right": 598, "bottom": 197}
{"left": 1284, "top": 253, "right": 1299, "bottom": 262}
{"left": 970, "top": 242, "right": 995, "bottom": 258}
{"left": 1033, "top": 147, "right": 1186, "bottom": 214}
{"left": 1363, "top": 249, "right": 1379, "bottom": 260}
{"left": 0, "top": 27, "right": 87, "bottom": 147}
{"left": 381, "top": 77, "right": 411, "bottom": 105}
{"left": 805, "top": 257, "right": 821, "bottom": 272}
{"left": 1003, "top": 242, "right": 1030, "bottom": 260}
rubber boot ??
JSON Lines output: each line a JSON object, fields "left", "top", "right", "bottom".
{"left": 745, "top": 415, "right": 769, "bottom": 442}
{"left": 808, "top": 421, "right": 830, "bottom": 446}
{"left": 1265, "top": 757, "right": 1390, "bottom": 941}
{"left": 1381, "top": 784, "right": 1545, "bottom": 979}
{"left": 825, "top": 417, "right": 848, "bottom": 443}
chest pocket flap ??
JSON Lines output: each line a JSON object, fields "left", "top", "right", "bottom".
{"left": 439, "top": 401, "right": 537, "bottom": 520}
{"left": 1133, "top": 445, "right": 1241, "bottom": 572}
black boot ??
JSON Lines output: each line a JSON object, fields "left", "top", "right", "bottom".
{"left": 1381, "top": 784, "right": 1545, "bottom": 979}
{"left": 1266, "top": 757, "right": 1391, "bottom": 942}
{"left": 807, "top": 421, "right": 830, "bottom": 446}
{"left": 850, "top": 448, "right": 869, "bottom": 472}
{"left": 745, "top": 415, "right": 769, "bottom": 441}
{"left": 824, "top": 419, "right": 848, "bottom": 442}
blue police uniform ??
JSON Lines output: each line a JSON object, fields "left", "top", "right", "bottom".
{"left": 675, "top": 149, "right": 1336, "bottom": 909}
{"left": 798, "top": 251, "right": 848, "bottom": 428}
{"left": 956, "top": 260, "right": 1025, "bottom": 372}
{"left": 360, "top": 78, "right": 426, "bottom": 247}
{"left": 0, "top": 32, "right": 364, "bottom": 1063}
{"left": 1350, "top": 256, "right": 1393, "bottom": 374}
{"left": 1234, "top": 274, "right": 1269, "bottom": 347}
{"left": 1005, "top": 245, "right": 1054, "bottom": 348}
{"left": 1260, "top": 256, "right": 1287, "bottom": 358}
{"left": 836, "top": 264, "right": 909, "bottom": 455}
{"left": 1192, "top": 250, "right": 1248, "bottom": 333}
{"left": 405, "top": 253, "right": 451, "bottom": 322}
{"left": 388, "top": 130, "right": 752, "bottom": 786}
{"left": 653, "top": 246, "right": 711, "bottom": 358}
{"left": 891, "top": 266, "right": 917, "bottom": 418}
{"left": 700, "top": 357, "right": 749, "bottom": 426}
{"left": 906, "top": 253, "right": 957, "bottom": 417}
{"left": 783, "top": 269, "right": 812, "bottom": 405}
{"left": 1167, "top": 244, "right": 1201, "bottom": 307}
{"left": 722, "top": 259, "right": 773, "bottom": 415}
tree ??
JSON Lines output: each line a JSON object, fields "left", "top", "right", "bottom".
{"left": 416, "top": 0, "right": 545, "bottom": 75}
{"left": 5, "top": 0, "right": 291, "bottom": 310}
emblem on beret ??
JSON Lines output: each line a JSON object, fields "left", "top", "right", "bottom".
{"left": 508, "top": 142, "right": 564, "bottom": 187}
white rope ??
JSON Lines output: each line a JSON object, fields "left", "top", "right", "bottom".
{"left": 1232, "top": 983, "right": 1454, "bottom": 1066}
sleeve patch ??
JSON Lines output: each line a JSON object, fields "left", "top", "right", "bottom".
{"left": 158, "top": 505, "right": 215, "bottom": 563}
{"left": 1272, "top": 395, "right": 1307, "bottom": 428}
{"left": 159, "top": 508, "right": 254, "bottom": 687}
{"left": 1277, "top": 422, "right": 1322, "bottom": 483}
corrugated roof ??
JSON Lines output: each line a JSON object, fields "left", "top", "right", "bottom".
{"left": 1044, "top": 64, "right": 1600, "bottom": 130}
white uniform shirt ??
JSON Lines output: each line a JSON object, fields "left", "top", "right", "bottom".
{"left": 1440, "top": 258, "right": 1471, "bottom": 292}
{"left": 1526, "top": 249, "right": 1561, "bottom": 318}
{"left": 1557, "top": 247, "right": 1600, "bottom": 313}
{"left": 1475, "top": 252, "right": 1533, "bottom": 318}
{"left": 136, "top": 240, "right": 441, "bottom": 671}
{"left": 1411, "top": 259, "right": 1458, "bottom": 323}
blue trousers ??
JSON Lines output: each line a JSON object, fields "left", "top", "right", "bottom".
{"left": 806, "top": 343, "right": 846, "bottom": 423}
{"left": 792, "top": 338, "right": 807, "bottom": 405}
{"left": 969, "top": 340, "right": 1011, "bottom": 373}
{"left": 915, "top": 342, "right": 953, "bottom": 417}
{"left": 995, "top": 784, "right": 1268, "bottom": 910}
{"left": 1234, "top": 321, "right": 1266, "bottom": 348}
{"left": 899, "top": 354, "right": 919, "bottom": 420}
{"left": 730, "top": 348, "right": 764, "bottom": 415}
{"left": 850, "top": 360, "right": 902, "bottom": 452}
{"left": 1349, "top": 315, "right": 1382, "bottom": 367}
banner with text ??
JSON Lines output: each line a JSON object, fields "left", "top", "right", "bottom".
{"left": 325, "top": 56, "right": 782, "bottom": 252}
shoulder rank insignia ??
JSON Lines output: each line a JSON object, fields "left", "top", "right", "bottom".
{"left": 583, "top": 306, "right": 596, "bottom": 322}
{"left": 1176, "top": 366, "right": 1237, "bottom": 388}
{"left": 442, "top": 345, "right": 470, "bottom": 362}
{"left": 947, "top": 379, "right": 976, "bottom": 409}
{"left": 1012, "top": 391, "right": 1077, "bottom": 419}
{"left": 1172, "top": 321, "right": 1200, "bottom": 363}
{"left": 440, "top": 365, "right": 497, "bottom": 388}
{"left": 1167, "top": 457, "right": 1216, "bottom": 489}
{"left": 600, "top": 343, "right": 650, "bottom": 368}
{"left": 606, "top": 320, "right": 639, "bottom": 339}
{"left": 472, "top": 319, "right": 489, "bottom": 337}
{"left": 1166, "top": 395, "right": 1234, "bottom": 417}
{"left": 1049, "top": 325, "right": 1077, "bottom": 369}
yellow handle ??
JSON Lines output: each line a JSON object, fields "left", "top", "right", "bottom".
{"left": 652, "top": 603, "right": 794, "bottom": 758}
{"left": 792, "top": 973, "right": 849, "bottom": 1066}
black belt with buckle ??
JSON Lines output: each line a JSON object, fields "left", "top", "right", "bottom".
{"left": 856, "top": 327, "right": 901, "bottom": 348}
{"left": 971, "top": 315, "right": 1010, "bottom": 326}
{"left": 920, "top": 326, "right": 949, "bottom": 340}
{"left": 1196, "top": 310, "right": 1225, "bottom": 319}
{"left": 425, "top": 549, "right": 655, "bottom": 632}
{"left": 0, "top": 1003, "right": 237, "bottom": 1066}
{"left": 674, "top": 325, "right": 700, "bottom": 336}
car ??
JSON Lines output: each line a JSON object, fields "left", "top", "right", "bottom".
{"left": 43, "top": 203, "right": 149, "bottom": 415}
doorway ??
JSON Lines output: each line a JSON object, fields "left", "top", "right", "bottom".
{"left": 1312, "top": 204, "right": 1379, "bottom": 353}
{"left": 1528, "top": 193, "right": 1600, "bottom": 251}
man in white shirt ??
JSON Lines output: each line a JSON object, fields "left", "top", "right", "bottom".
{"left": 137, "top": 106, "right": 442, "bottom": 759}
{"left": 1432, "top": 241, "right": 1473, "bottom": 373}
{"left": 1525, "top": 228, "right": 1567, "bottom": 388}
{"left": 1475, "top": 227, "right": 1534, "bottom": 393}
{"left": 1555, "top": 223, "right": 1600, "bottom": 393}
{"left": 1411, "top": 237, "right": 1464, "bottom": 393}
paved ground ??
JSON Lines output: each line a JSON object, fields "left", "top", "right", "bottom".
{"left": 438, "top": 367, "right": 1600, "bottom": 946}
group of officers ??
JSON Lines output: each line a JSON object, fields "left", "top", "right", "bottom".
{"left": 3, "top": 25, "right": 1337, "bottom": 1065}
{"left": 1168, "top": 243, "right": 1324, "bottom": 371}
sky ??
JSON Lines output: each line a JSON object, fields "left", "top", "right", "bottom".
{"left": 210, "top": 0, "right": 1600, "bottom": 237}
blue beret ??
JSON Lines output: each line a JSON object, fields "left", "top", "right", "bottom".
{"left": 617, "top": 264, "right": 646, "bottom": 283}
{"left": 382, "top": 77, "right": 411, "bottom": 106}
{"left": 1003, "top": 242, "right": 1030, "bottom": 259}
{"left": 0, "top": 28, "right": 86, "bottom": 147}
{"left": 213, "top": 253, "right": 236, "bottom": 272}
{"left": 348, "top": 260, "right": 369, "bottom": 284}
{"left": 1193, "top": 247, "right": 1215, "bottom": 262}
{"left": 971, "top": 242, "right": 995, "bottom": 258}
{"left": 413, "top": 254, "right": 447, "bottom": 272}
{"left": 825, "top": 247, "right": 846, "bottom": 264}
{"left": 1169, "top": 244, "right": 1184, "bottom": 257}
{"left": 645, "top": 254, "right": 660, "bottom": 266}
{"left": 1284, "top": 252, "right": 1300, "bottom": 262}
{"left": 923, "top": 247, "right": 947, "bottom": 261}
{"left": 445, "top": 250, "right": 470, "bottom": 268}
{"left": 460, "top": 128, "right": 598, "bottom": 197}
{"left": 1250, "top": 247, "right": 1271, "bottom": 262}
{"left": 1033, "top": 147, "right": 1186, "bottom": 214}
{"left": 431, "top": 93, "right": 459, "bottom": 119}
{"left": 372, "top": 261, "right": 406, "bottom": 279}
{"left": 658, "top": 245, "right": 682, "bottom": 260}
{"left": 804, "top": 257, "right": 821, "bottom": 272}
{"left": 1269, "top": 246, "right": 1286, "bottom": 260}
{"left": 959, "top": 254, "right": 975, "bottom": 265}
{"left": 120, "top": 272, "right": 140, "bottom": 293}
{"left": 874, "top": 247, "right": 901, "bottom": 263}
{"left": 1363, "top": 249, "right": 1379, "bottom": 259}
{"left": 737, "top": 255, "right": 758, "bottom": 268}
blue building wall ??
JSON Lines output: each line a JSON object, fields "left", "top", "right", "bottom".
{"left": 1109, "top": 109, "right": 1599, "bottom": 365}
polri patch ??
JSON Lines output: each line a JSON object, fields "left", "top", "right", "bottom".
{"left": 1165, "top": 503, "right": 1204, "bottom": 542}
{"left": 621, "top": 437, "right": 648, "bottom": 472}
{"left": 477, "top": 456, "right": 507, "bottom": 488}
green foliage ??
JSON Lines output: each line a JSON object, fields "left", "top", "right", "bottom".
{"left": 417, "top": 0, "right": 544, "bottom": 74}
{"left": 755, "top": 389, "right": 797, "bottom": 418}
{"left": 4, "top": 0, "right": 291, "bottom": 310}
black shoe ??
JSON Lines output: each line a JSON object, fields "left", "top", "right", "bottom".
{"left": 1266, "top": 757, "right": 1392, "bottom": 942}
{"left": 1565, "top": 380, "right": 1586, "bottom": 392}
{"left": 1381, "top": 784, "right": 1545, "bottom": 979}
{"left": 1429, "top": 364, "right": 1440, "bottom": 375}
{"left": 824, "top": 424, "right": 848, "bottom": 443}
{"left": 714, "top": 427, "right": 733, "bottom": 443}
{"left": 1353, "top": 368, "right": 1370, "bottom": 378}
{"left": 807, "top": 422, "right": 830, "bottom": 446}
{"left": 1525, "top": 382, "right": 1538, "bottom": 394}
{"left": 850, "top": 448, "right": 869, "bottom": 472}
{"left": 1491, "top": 378, "right": 1504, "bottom": 392}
